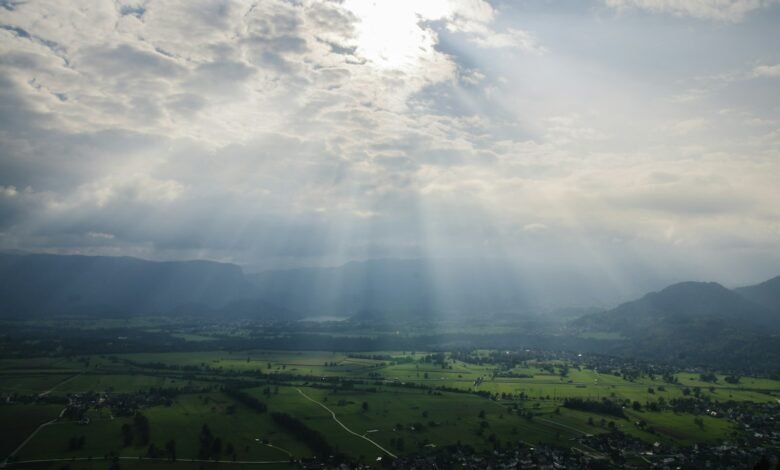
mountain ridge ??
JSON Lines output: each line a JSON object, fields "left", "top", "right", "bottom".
{"left": 1, "top": 252, "right": 778, "bottom": 330}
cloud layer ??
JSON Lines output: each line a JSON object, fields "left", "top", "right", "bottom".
{"left": 1, "top": 0, "right": 779, "bottom": 291}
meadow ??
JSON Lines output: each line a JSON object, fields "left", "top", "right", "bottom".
{"left": 2, "top": 349, "right": 778, "bottom": 466}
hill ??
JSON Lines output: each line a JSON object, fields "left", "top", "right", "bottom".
{"left": 0, "top": 253, "right": 252, "bottom": 318}
{"left": 735, "top": 275, "right": 780, "bottom": 312}
{"left": 2, "top": 254, "right": 648, "bottom": 320}
{"left": 247, "top": 258, "right": 669, "bottom": 319}
{"left": 576, "top": 281, "right": 776, "bottom": 335}
{"left": 574, "top": 278, "right": 780, "bottom": 372}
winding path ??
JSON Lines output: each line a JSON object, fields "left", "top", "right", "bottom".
{"left": 295, "top": 388, "right": 397, "bottom": 459}
{"left": 38, "top": 374, "right": 80, "bottom": 398}
{"left": 260, "top": 443, "right": 292, "bottom": 457}
{"left": 536, "top": 417, "right": 587, "bottom": 435}
{"left": 1, "top": 410, "right": 64, "bottom": 468}
{"left": 2, "top": 375, "right": 82, "bottom": 468}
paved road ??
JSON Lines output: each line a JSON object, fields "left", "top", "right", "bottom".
{"left": 295, "top": 388, "right": 397, "bottom": 459}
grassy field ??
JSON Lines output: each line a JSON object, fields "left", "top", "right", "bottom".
{"left": 4, "top": 461, "right": 295, "bottom": 470}
{"left": 56, "top": 375, "right": 199, "bottom": 394}
{"left": 0, "top": 374, "right": 74, "bottom": 394}
{"left": 16, "top": 393, "right": 308, "bottom": 462}
{"left": 2, "top": 349, "right": 778, "bottom": 465}
{"left": 0, "top": 404, "right": 65, "bottom": 458}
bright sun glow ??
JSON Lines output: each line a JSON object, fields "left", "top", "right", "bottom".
{"left": 343, "top": 0, "right": 452, "bottom": 70}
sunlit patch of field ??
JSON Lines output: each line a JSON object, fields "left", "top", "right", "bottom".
{"left": 56, "top": 375, "right": 198, "bottom": 394}
{"left": 17, "top": 392, "right": 309, "bottom": 462}
{"left": 4, "top": 349, "right": 779, "bottom": 464}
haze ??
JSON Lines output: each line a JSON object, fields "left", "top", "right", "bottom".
{"left": 1, "top": 0, "right": 779, "bottom": 294}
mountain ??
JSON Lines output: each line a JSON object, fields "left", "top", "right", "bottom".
{"left": 0, "top": 253, "right": 253, "bottom": 318}
{"left": 212, "top": 298, "right": 301, "bottom": 321}
{"left": 247, "top": 258, "right": 669, "bottom": 319}
{"left": 573, "top": 278, "right": 780, "bottom": 372}
{"left": 576, "top": 281, "right": 776, "bottom": 335}
{"left": 248, "top": 259, "right": 442, "bottom": 320}
{"left": 247, "top": 258, "right": 592, "bottom": 319}
{"left": 2, "top": 253, "right": 647, "bottom": 320}
{"left": 735, "top": 275, "right": 780, "bottom": 312}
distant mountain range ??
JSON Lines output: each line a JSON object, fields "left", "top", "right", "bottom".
{"left": 1, "top": 251, "right": 777, "bottom": 372}
{"left": 573, "top": 277, "right": 780, "bottom": 371}
{"left": 735, "top": 275, "right": 780, "bottom": 313}
{"left": 247, "top": 258, "right": 676, "bottom": 318}
{"left": 0, "top": 253, "right": 661, "bottom": 319}
{"left": 247, "top": 258, "right": 532, "bottom": 320}
{"left": 0, "top": 253, "right": 251, "bottom": 318}
{"left": 575, "top": 280, "right": 779, "bottom": 335}
{"left": 0, "top": 252, "right": 778, "bottom": 332}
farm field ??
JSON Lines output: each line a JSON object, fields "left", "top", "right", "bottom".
{"left": 2, "top": 348, "right": 778, "bottom": 468}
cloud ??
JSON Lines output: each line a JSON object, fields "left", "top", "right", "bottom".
{"left": 443, "top": 1, "right": 545, "bottom": 52}
{"left": 79, "top": 44, "right": 184, "bottom": 78}
{"left": 86, "top": 231, "right": 115, "bottom": 240}
{"left": 665, "top": 118, "right": 709, "bottom": 135}
{"left": 522, "top": 223, "right": 548, "bottom": 232}
{"left": 0, "top": 185, "right": 18, "bottom": 198}
{"left": 467, "top": 28, "right": 545, "bottom": 53}
{"left": 603, "top": 0, "right": 780, "bottom": 21}
{"left": 753, "top": 63, "right": 780, "bottom": 77}
{"left": 0, "top": 0, "right": 778, "bottom": 284}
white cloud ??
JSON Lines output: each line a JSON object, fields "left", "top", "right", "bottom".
{"left": 0, "top": 0, "right": 778, "bottom": 283}
{"left": 86, "top": 231, "right": 115, "bottom": 240}
{"left": 467, "top": 28, "right": 545, "bottom": 53}
{"left": 666, "top": 118, "right": 709, "bottom": 135}
{"left": 444, "top": 1, "right": 545, "bottom": 52}
{"left": 753, "top": 64, "right": 780, "bottom": 77}
{"left": 604, "top": 0, "right": 780, "bottom": 21}
{"left": 0, "top": 186, "right": 18, "bottom": 198}
{"left": 522, "top": 223, "right": 548, "bottom": 232}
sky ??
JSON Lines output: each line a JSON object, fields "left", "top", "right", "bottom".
{"left": 0, "top": 0, "right": 779, "bottom": 289}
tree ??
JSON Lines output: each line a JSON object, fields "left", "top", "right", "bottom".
{"left": 395, "top": 437, "right": 405, "bottom": 451}
{"left": 223, "top": 388, "right": 267, "bottom": 413}
{"left": 198, "top": 424, "right": 214, "bottom": 460}
{"left": 133, "top": 413, "right": 150, "bottom": 446}
{"left": 68, "top": 435, "right": 85, "bottom": 451}
{"left": 211, "top": 437, "right": 222, "bottom": 459}
{"left": 165, "top": 439, "right": 176, "bottom": 462}
{"left": 270, "top": 412, "right": 332, "bottom": 457}
{"left": 146, "top": 443, "right": 159, "bottom": 458}
{"left": 699, "top": 372, "right": 718, "bottom": 383}
{"left": 225, "top": 442, "right": 236, "bottom": 460}
{"left": 121, "top": 423, "right": 134, "bottom": 447}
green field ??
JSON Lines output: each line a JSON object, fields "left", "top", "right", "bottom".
{"left": 2, "top": 349, "right": 778, "bottom": 466}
